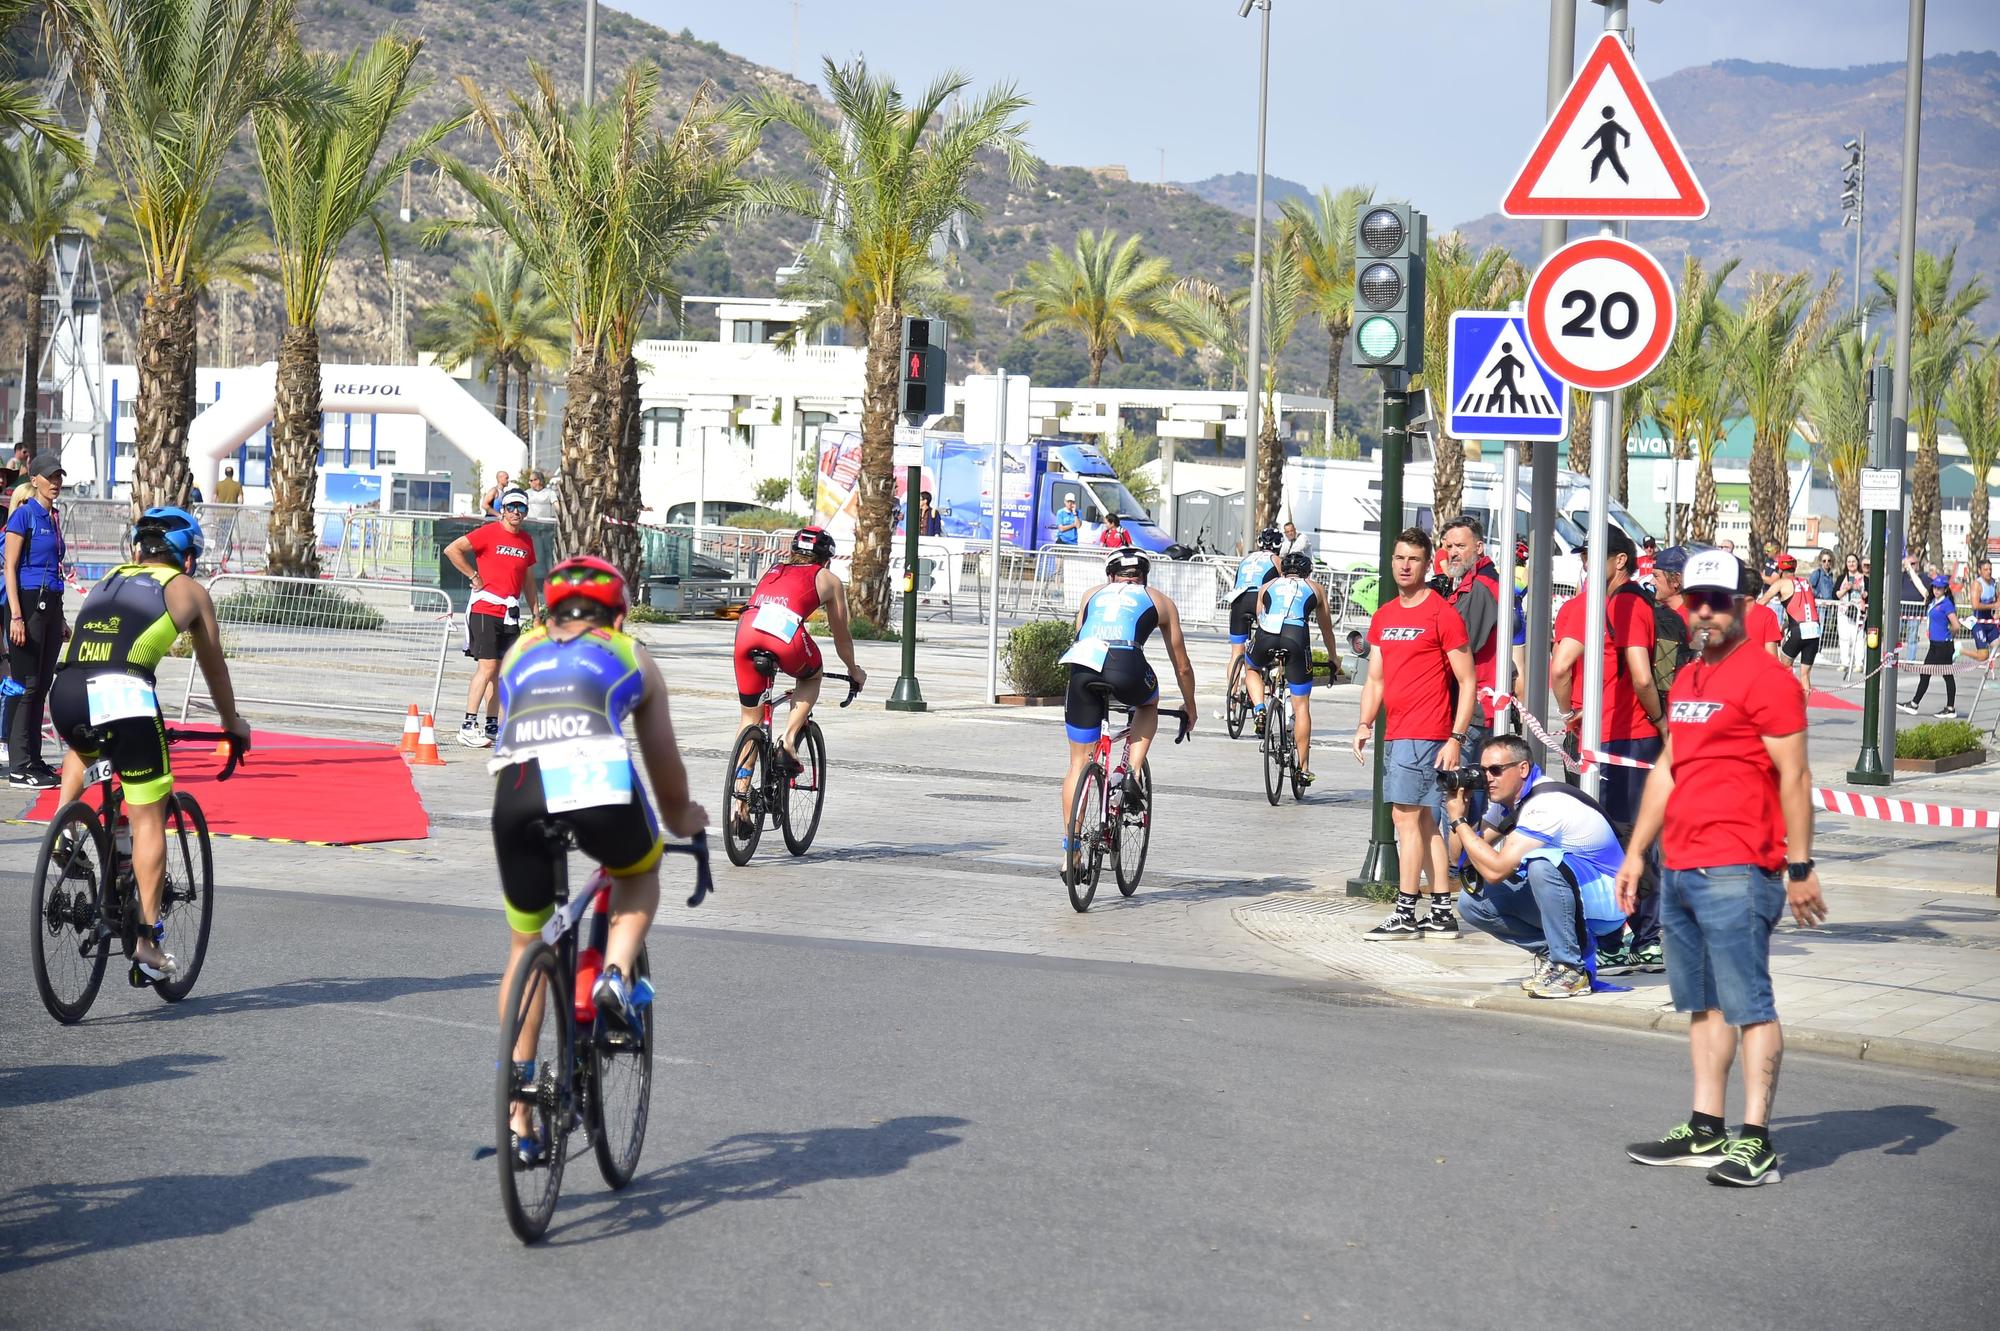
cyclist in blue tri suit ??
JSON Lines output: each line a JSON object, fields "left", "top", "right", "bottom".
{"left": 1058, "top": 549, "right": 1198, "bottom": 851}
{"left": 1246, "top": 551, "right": 1342, "bottom": 783}
{"left": 1227, "top": 528, "right": 1284, "bottom": 726}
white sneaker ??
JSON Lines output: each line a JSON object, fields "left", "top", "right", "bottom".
{"left": 1897, "top": 701, "right": 1920, "bottom": 715}
{"left": 457, "top": 722, "right": 490, "bottom": 748}
{"left": 1936, "top": 707, "right": 1958, "bottom": 719}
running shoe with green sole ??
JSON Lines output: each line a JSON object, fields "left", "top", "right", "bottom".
{"left": 1634, "top": 942, "right": 1665, "bottom": 973}
{"left": 1706, "top": 1134, "right": 1782, "bottom": 1187}
{"left": 1626, "top": 1121, "right": 1730, "bottom": 1167}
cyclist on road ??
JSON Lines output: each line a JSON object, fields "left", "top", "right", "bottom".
{"left": 730, "top": 527, "right": 866, "bottom": 824}
{"left": 48, "top": 508, "right": 251, "bottom": 982}
{"left": 489, "top": 557, "right": 706, "bottom": 1152}
{"left": 1059, "top": 549, "right": 1198, "bottom": 850}
{"left": 1247, "top": 551, "right": 1342, "bottom": 785}
{"left": 1228, "top": 527, "right": 1283, "bottom": 729}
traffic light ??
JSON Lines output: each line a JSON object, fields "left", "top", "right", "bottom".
{"left": 898, "top": 316, "right": 947, "bottom": 420}
{"left": 1349, "top": 203, "right": 1426, "bottom": 373}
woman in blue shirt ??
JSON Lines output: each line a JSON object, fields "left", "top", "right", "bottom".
{"left": 1899, "top": 575, "right": 1960, "bottom": 720}
{"left": 2, "top": 453, "right": 69, "bottom": 786}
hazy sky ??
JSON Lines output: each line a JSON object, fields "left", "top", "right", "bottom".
{"left": 618, "top": 0, "right": 1999, "bottom": 228}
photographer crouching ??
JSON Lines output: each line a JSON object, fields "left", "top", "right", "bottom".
{"left": 1441, "top": 735, "right": 1629, "bottom": 999}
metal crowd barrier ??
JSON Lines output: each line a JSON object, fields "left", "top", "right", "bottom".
{"left": 179, "top": 573, "right": 456, "bottom": 723}
{"left": 1025, "top": 544, "right": 1224, "bottom": 627}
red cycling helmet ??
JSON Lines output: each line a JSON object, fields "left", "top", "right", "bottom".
{"left": 793, "top": 526, "right": 835, "bottom": 563}
{"left": 544, "top": 555, "right": 628, "bottom": 616}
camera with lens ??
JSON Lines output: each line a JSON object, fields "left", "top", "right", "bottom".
{"left": 1435, "top": 765, "right": 1487, "bottom": 796}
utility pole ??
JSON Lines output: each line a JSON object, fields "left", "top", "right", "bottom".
{"left": 1841, "top": 134, "right": 1866, "bottom": 345}
{"left": 1238, "top": 0, "right": 1272, "bottom": 549}
{"left": 1881, "top": 0, "right": 1925, "bottom": 764}
{"left": 583, "top": 0, "right": 598, "bottom": 107}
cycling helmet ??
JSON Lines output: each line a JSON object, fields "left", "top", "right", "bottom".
{"left": 544, "top": 555, "right": 628, "bottom": 617}
{"left": 1257, "top": 527, "right": 1283, "bottom": 552}
{"left": 1280, "top": 551, "right": 1313, "bottom": 578}
{"left": 1105, "top": 548, "right": 1151, "bottom": 582}
{"left": 133, "top": 506, "right": 204, "bottom": 561}
{"left": 793, "top": 526, "right": 835, "bottom": 563}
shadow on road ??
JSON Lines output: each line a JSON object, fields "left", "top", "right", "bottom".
{"left": 95, "top": 972, "right": 500, "bottom": 1024}
{"left": 1770, "top": 1103, "right": 1956, "bottom": 1176}
{"left": 0, "top": 1155, "right": 366, "bottom": 1275}
{"left": 0, "top": 1053, "right": 224, "bottom": 1110}
{"left": 552, "top": 1115, "right": 969, "bottom": 1243}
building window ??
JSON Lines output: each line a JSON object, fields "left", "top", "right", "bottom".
{"left": 641, "top": 406, "right": 683, "bottom": 451}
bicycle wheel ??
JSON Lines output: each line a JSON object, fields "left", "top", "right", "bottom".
{"left": 1114, "top": 760, "right": 1152, "bottom": 897}
{"left": 589, "top": 946, "right": 653, "bottom": 1190}
{"left": 30, "top": 801, "right": 110, "bottom": 1025}
{"left": 1225, "top": 658, "right": 1248, "bottom": 739}
{"left": 152, "top": 792, "right": 215, "bottom": 1003}
{"left": 1262, "top": 701, "right": 1287, "bottom": 806}
{"left": 496, "top": 941, "right": 571, "bottom": 1244}
{"left": 1064, "top": 762, "right": 1105, "bottom": 913}
{"left": 723, "top": 726, "right": 766, "bottom": 866}
{"left": 1289, "top": 731, "right": 1309, "bottom": 802}
{"left": 779, "top": 721, "right": 828, "bottom": 856}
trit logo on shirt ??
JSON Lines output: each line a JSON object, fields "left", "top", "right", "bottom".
{"left": 1377, "top": 627, "right": 1426, "bottom": 641}
{"left": 1669, "top": 701, "right": 1725, "bottom": 724}
{"left": 493, "top": 544, "right": 531, "bottom": 560}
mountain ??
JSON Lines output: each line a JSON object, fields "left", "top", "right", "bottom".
{"left": 1173, "top": 171, "right": 1316, "bottom": 220}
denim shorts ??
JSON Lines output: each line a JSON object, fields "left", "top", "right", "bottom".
{"left": 1384, "top": 737, "right": 1444, "bottom": 807}
{"left": 1660, "top": 865, "right": 1785, "bottom": 1026}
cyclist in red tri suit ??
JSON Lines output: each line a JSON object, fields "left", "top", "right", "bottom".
{"left": 731, "top": 527, "right": 867, "bottom": 779}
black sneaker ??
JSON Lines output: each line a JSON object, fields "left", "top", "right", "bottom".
{"left": 1120, "top": 772, "right": 1147, "bottom": 814}
{"left": 8, "top": 767, "right": 56, "bottom": 790}
{"left": 1596, "top": 947, "right": 1639, "bottom": 976}
{"left": 1627, "top": 1121, "right": 1730, "bottom": 1168}
{"left": 1419, "top": 912, "right": 1459, "bottom": 939}
{"left": 1706, "top": 1134, "right": 1781, "bottom": 1187}
{"left": 1364, "top": 913, "right": 1422, "bottom": 941}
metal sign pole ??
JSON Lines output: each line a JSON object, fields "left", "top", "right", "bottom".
{"left": 985, "top": 370, "right": 1009, "bottom": 703}
{"left": 1497, "top": 440, "right": 1520, "bottom": 723}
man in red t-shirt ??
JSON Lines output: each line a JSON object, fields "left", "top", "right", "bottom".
{"left": 1615, "top": 549, "right": 1825, "bottom": 1187}
{"left": 1356, "top": 527, "right": 1475, "bottom": 941}
{"left": 444, "top": 488, "right": 541, "bottom": 746}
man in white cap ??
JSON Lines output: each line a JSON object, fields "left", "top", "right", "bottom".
{"left": 1615, "top": 549, "right": 1825, "bottom": 1188}
{"left": 444, "top": 487, "right": 540, "bottom": 746}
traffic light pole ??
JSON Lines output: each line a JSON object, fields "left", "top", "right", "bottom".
{"left": 1850, "top": 369, "right": 1894, "bottom": 783}
{"left": 886, "top": 464, "right": 927, "bottom": 713}
{"left": 1349, "top": 370, "right": 1407, "bottom": 896}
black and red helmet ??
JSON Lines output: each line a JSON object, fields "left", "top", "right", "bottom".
{"left": 544, "top": 555, "right": 628, "bottom": 616}
{"left": 793, "top": 526, "right": 835, "bottom": 563}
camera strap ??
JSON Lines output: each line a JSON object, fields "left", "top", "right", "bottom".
{"left": 1493, "top": 778, "right": 1615, "bottom": 840}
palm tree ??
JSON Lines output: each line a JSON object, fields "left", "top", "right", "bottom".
{"left": 99, "top": 197, "right": 275, "bottom": 365}
{"left": 0, "top": 0, "right": 83, "bottom": 160}
{"left": 415, "top": 243, "right": 565, "bottom": 443}
{"left": 1281, "top": 184, "right": 1372, "bottom": 413}
{"left": 1875, "top": 249, "right": 1989, "bottom": 565}
{"left": 1412, "top": 232, "right": 1526, "bottom": 522}
{"left": 749, "top": 59, "right": 1032, "bottom": 621}
{"left": 1166, "top": 276, "right": 1245, "bottom": 394}
{"left": 1247, "top": 237, "right": 1306, "bottom": 531}
{"left": 46, "top": 0, "right": 334, "bottom": 514}
{"left": 778, "top": 239, "right": 971, "bottom": 349}
{"left": 439, "top": 62, "right": 759, "bottom": 577}
{"left": 1722, "top": 271, "right": 1840, "bottom": 557}
{"left": 253, "top": 34, "right": 461, "bottom": 577}
{"left": 0, "top": 133, "right": 113, "bottom": 453}
{"left": 1635, "top": 256, "right": 1738, "bottom": 543}
{"left": 1942, "top": 346, "right": 1999, "bottom": 569}
{"left": 1800, "top": 330, "right": 1878, "bottom": 560}
{"left": 999, "top": 228, "right": 1186, "bottom": 387}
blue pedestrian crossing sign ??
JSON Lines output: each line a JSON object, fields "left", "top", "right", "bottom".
{"left": 1445, "top": 311, "right": 1571, "bottom": 443}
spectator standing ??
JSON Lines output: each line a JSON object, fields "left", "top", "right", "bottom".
{"left": 1806, "top": 551, "right": 1838, "bottom": 602}
{"left": 1098, "top": 512, "right": 1134, "bottom": 548}
{"left": 1278, "top": 521, "right": 1312, "bottom": 561}
{"left": 1899, "top": 576, "right": 1961, "bottom": 719}
{"left": 1053, "top": 493, "right": 1082, "bottom": 546}
{"left": 444, "top": 488, "right": 540, "bottom": 747}
{"left": 213, "top": 465, "right": 244, "bottom": 505}
{"left": 916, "top": 489, "right": 943, "bottom": 537}
{"left": 480, "top": 470, "right": 513, "bottom": 518}
{"left": 1618, "top": 548, "right": 1823, "bottom": 1187}
{"left": 1357, "top": 527, "right": 1476, "bottom": 942}
{"left": 2, "top": 454, "right": 68, "bottom": 787}
{"left": 1550, "top": 526, "right": 1664, "bottom": 973}
{"left": 1636, "top": 536, "right": 1658, "bottom": 587}
{"left": 1965, "top": 558, "right": 1996, "bottom": 663}
{"left": 1834, "top": 552, "right": 1868, "bottom": 678}
{"left": 1438, "top": 517, "right": 1501, "bottom": 763}
{"left": 523, "top": 470, "right": 557, "bottom": 523}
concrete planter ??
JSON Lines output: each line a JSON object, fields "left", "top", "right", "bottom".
{"left": 995, "top": 694, "right": 1064, "bottom": 707}
{"left": 1893, "top": 747, "right": 1986, "bottom": 775}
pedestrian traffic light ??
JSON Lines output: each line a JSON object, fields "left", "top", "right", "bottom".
{"left": 1350, "top": 203, "right": 1426, "bottom": 373}
{"left": 899, "top": 316, "right": 947, "bottom": 420}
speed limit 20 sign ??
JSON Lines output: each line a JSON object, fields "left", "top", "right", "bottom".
{"left": 1523, "top": 236, "right": 1676, "bottom": 392}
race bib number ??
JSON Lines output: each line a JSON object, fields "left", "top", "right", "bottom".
{"left": 85, "top": 674, "right": 158, "bottom": 726}
{"left": 1256, "top": 609, "right": 1286, "bottom": 635}
{"left": 1795, "top": 618, "right": 1822, "bottom": 640}
{"left": 1058, "top": 638, "right": 1111, "bottom": 672}
{"left": 83, "top": 758, "right": 114, "bottom": 784}
{"left": 536, "top": 737, "right": 635, "bottom": 814}
{"left": 751, "top": 602, "right": 803, "bottom": 643}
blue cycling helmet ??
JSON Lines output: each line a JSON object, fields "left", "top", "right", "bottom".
{"left": 134, "top": 505, "right": 205, "bottom": 561}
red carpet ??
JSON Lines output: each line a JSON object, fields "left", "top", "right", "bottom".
{"left": 27, "top": 729, "right": 430, "bottom": 844}
{"left": 1808, "top": 690, "right": 1864, "bottom": 712}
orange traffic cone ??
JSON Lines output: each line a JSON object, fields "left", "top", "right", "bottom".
{"left": 408, "top": 713, "right": 446, "bottom": 766}
{"left": 397, "top": 703, "right": 420, "bottom": 754}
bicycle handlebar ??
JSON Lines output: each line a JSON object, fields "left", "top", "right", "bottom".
{"left": 666, "top": 831, "right": 716, "bottom": 907}
{"left": 164, "top": 728, "right": 247, "bottom": 782}
{"left": 822, "top": 672, "right": 862, "bottom": 708}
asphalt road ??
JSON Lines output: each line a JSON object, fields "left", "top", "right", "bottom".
{"left": 4, "top": 882, "right": 1997, "bottom": 1331}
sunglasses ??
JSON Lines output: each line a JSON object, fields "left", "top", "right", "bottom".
{"left": 502, "top": 503, "right": 528, "bottom": 514}
{"left": 1684, "top": 589, "right": 1737, "bottom": 613}
{"left": 549, "top": 568, "right": 618, "bottom": 587}
{"left": 1481, "top": 762, "right": 1526, "bottom": 777}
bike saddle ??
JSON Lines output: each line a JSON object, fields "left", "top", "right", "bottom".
{"left": 747, "top": 647, "right": 780, "bottom": 677}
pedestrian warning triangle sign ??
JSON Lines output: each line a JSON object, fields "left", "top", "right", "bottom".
{"left": 1502, "top": 33, "right": 1709, "bottom": 221}
{"left": 1445, "top": 311, "right": 1570, "bottom": 444}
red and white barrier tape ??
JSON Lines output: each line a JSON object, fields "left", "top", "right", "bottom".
{"left": 1481, "top": 689, "right": 1653, "bottom": 773}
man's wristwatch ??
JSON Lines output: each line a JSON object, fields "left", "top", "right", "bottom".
{"left": 1786, "top": 859, "right": 1816, "bottom": 883}
{"left": 1449, "top": 731, "right": 1468, "bottom": 744}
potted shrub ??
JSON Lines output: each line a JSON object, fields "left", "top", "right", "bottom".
{"left": 1000, "top": 619, "right": 1075, "bottom": 705}
{"left": 1893, "top": 720, "right": 1987, "bottom": 775}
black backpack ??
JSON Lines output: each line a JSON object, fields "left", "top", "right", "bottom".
{"left": 1614, "top": 581, "right": 1689, "bottom": 698}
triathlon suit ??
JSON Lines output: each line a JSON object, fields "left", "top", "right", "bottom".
{"left": 732, "top": 561, "right": 826, "bottom": 705}
{"left": 1228, "top": 552, "right": 1279, "bottom": 644}
{"left": 489, "top": 625, "right": 663, "bottom": 934}
{"left": 1782, "top": 580, "right": 1821, "bottom": 666}
{"left": 1972, "top": 577, "right": 1998, "bottom": 652}
{"left": 1061, "top": 583, "right": 1160, "bottom": 744}
{"left": 1248, "top": 576, "right": 1319, "bottom": 696}
{"left": 48, "top": 564, "right": 182, "bottom": 805}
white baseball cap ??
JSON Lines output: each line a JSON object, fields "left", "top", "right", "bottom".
{"left": 1681, "top": 549, "right": 1744, "bottom": 596}
{"left": 498, "top": 487, "right": 530, "bottom": 509}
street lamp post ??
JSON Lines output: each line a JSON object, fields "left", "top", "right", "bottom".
{"left": 583, "top": 0, "right": 598, "bottom": 107}
{"left": 1842, "top": 134, "right": 1866, "bottom": 344}
{"left": 1238, "top": 0, "right": 1272, "bottom": 549}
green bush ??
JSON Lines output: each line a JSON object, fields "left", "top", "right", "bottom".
{"left": 723, "top": 507, "right": 810, "bottom": 532}
{"left": 625, "top": 604, "right": 680, "bottom": 625}
{"left": 805, "top": 610, "right": 901, "bottom": 643}
{"left": 216, "top": 582, "right": 385, "bottom": 631}
{"left": 753, "top": 477, "right": 790, "bottom": 506}
{"left": 1004, "top": 619, "right": 1075, "bottom": 697}
{"left": 1894, "top": 720, "right": 1984, "bottom": 761}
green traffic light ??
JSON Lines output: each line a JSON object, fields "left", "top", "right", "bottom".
{"left": 1356, "top": 315, "right": 1400, "bottom": 362}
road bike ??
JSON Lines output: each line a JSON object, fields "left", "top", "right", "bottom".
{"left": 30, "top": 729, "right": 244, "bottom": 1024}
{"left": 496, "top": 823, "right": 713, "bottom": 1244}
{"left": 1061, "top": 683, "right": 1191, "bottom": 913}
{"left": 1258, "top": 646, "right": 1309, "bottom": 806}
{"left": 1225, "top": 654, "right": 1252, "bottom": 739}
{"left": 722, "top": 647, "right": 860, "bottom": 866}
